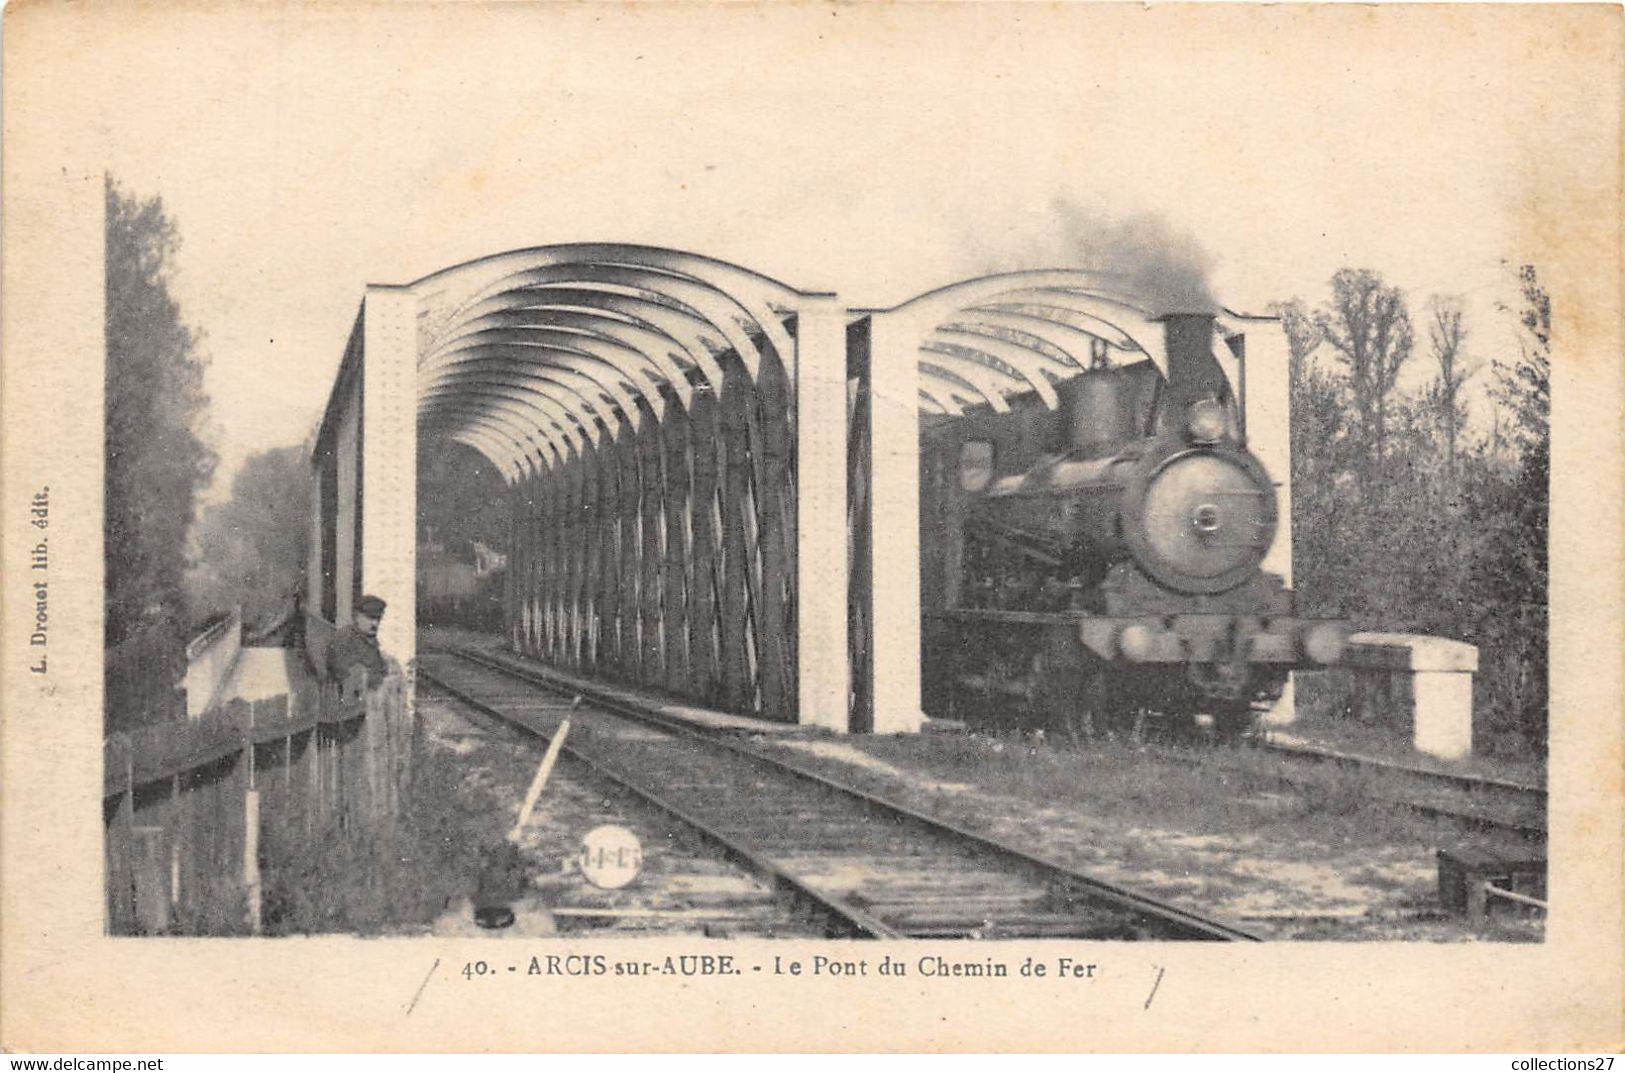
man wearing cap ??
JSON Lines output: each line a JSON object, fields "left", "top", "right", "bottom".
{"left": 328, "top": 594, "right": 392, "bottom": 690}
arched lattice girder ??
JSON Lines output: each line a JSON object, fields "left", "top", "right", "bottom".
{"left": 419, "top": 394, "right": 575, "bottom": 467}
{"left": 420, "top": 380, "right": 597, "bottom": 451}
{"left": 439, "top": 289, "right": 726, "bottom": 400}
{"left": 441, "top": 427, "right": 528, "bottom": 482}
{"left": 421, "top": 411, "right": 549, "bottom": 477}
{"left": 423, "top": 366, "right": 634, "bottom": 421}
{"left": 898, "top": 269, "right": 1159, "bottom": 324}
{"left": 925, "top": 328, "right": 1070, "bottom": 409}
{"left": 416, "top": 245, "right": 809, "bottom": 484}
{"left": 423, "top": 380, "right": 607, "bottom": 445}
{"left": 432, "top": 325, "right": 670, "bottom": 405}
{"left": 916, "top": 352, "right": 1025, "bottom": 414}
{"left": 430, "top": 386, "right": 600, "bottom": 467}
{"left": 422, "top": 325, "right": 669, "bottom": 422}
{"left": 422, "top": 345, "right": 642, "bottom": 436}
{"left": 420, "top": 389, "right": 590, "bottom": 459}
{"left": 917, "top": 385, "right": 962, "bottom": 416}
{"left": 963, "top": 303, "right": 1141, "bottom": 355}
{"left": 420, "top": 403, "right": 565, "bottom": 471}
{"left": 456, "top": 307, "right": 702, "bottom": 399}
{"left": 452, "top": 268, "right": 775, "bottom": 388}
{"left": 419, "top": 242, "right": 802, "bottom": 326}
{"left": 437, "top": 248, "right": 799, "bottom": 381}
{"left": 884, "top": 270, "right": 1180, "bottom": 414}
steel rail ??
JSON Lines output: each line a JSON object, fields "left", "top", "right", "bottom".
{"left": 416, "top": 663, "right": 900, "bottom": 939}
{"left": 1255, "top": 740, "right": 1546, "bottom": 842}
{"left": 1374, "top": 798, "right": 1546, "bottom": 842}
{"left": 1260, "top": 738, "right": 1546, "bottom": 804}
{"left": 439, "top": 645, "right": 1261, "bottom": 942}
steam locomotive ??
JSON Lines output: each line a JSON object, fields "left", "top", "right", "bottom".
{"left": 920, "top": 313, "right": 1347, "bottom": 740}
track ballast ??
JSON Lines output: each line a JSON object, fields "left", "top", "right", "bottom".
{"left": 418, "top": 646, "right": 1259, "bottom": 942}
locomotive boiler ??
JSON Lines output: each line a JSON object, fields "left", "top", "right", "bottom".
{"left": 921, "top": 313, "right": 1347, "bottom": 740}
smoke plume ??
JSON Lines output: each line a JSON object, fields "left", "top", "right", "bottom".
{"left": 991, "top": 201, "right": 1220, "bottom": 314}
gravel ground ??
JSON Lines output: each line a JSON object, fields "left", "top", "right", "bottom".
{"left": 749, "top": 732, "right": 1544, "bottom": 942}
{"left": 417, "top": 632, "right": 1541, "bottom": 942}
{"left": 416, "top": 690, "right": 826, "bottom": 938}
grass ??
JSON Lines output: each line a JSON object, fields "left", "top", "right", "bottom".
{"left": 1292, "top": 671, "right": 1546, "bottom": 786}
{"left": 257, "top": 731, "right": 536, "bottom": 936}
{"left": 758, "top": 728, "right": 1553, "bottom": 940}
{"left": 797, "top": 728, "right": 1463, "bottom": 851}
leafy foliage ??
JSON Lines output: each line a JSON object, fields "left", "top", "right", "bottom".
{"left": 187, "top": 445, "right": 309, "bottom": 633}
{"left": 417, "top": 440, "right": 511, "bottom": 556}
{"left": 1288, "top": 265, "right": 1550, "bottom": 757}
{"left": 105, "top": 176, "right": 215, "bottom": 730}
{"left": 1424, "top": 295, "right": 1475, "bottom": 470}
{"left": 1313, "top": 268, "right": 1414, "bottom": 476}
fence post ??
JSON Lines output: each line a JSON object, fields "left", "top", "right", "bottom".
{"left": 131, "top": 826, "right": 168, "bottom": 934}
{"left": 313, "top": 684, "right": 330, "bottom": 832}
{"left": 169, "top": 774, "right": 182, "bottom": 921}
{"left": 339, "top": 667, "right": 366, "bottom": 833}
{"left": 367, "top": 683, "right": 385, "bottom": 833}
{"left": 175, "top": 769, "right": 194, "bottom": 929}
{"left": 104, "top": 736, "right": 136, "bottom": 934}
{"left": 243, "top": 699, "right": 262, "bottom": 935}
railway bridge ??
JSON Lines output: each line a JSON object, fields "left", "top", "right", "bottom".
{"left": 305, "top": 245, "right": 1293, "bottom": 734}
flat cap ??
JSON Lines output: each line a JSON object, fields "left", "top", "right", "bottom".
{"left": 357, "top": 594, "right": 387, "bottom": 616}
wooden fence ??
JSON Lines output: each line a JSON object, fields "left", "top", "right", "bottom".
{"left": 104, "top": 622, "right": 187, "bottom": 734}
{"left": 103, "top": 670, "right": 415, "bottom": 935}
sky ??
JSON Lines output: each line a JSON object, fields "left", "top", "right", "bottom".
{"left": 42, "top": 3, "right": 1616, "bottom": 500}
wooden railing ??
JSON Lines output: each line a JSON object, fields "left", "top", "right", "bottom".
{"left": 182, "top": 606, "right": 242, "bottom": 718}
{"left": 103, "top": 668, "right": 416, "bottom": 935}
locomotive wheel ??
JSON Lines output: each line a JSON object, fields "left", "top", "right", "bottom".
{"left": 1031, "top": 644, "right": 1110, "bottom": 746}
{"left": 1030, "top": 650, "right": 1081, "bottom": 739}
{"left": 1211, "top": 699, "right": 1257, "bottom": 744}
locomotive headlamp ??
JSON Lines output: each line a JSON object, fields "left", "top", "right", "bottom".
{"left": 1302, "top": 622, "right": 1347, "bottom": 666}
{"left": 1185, "top": 399, "right": 1227, "bottom": 444}
{"left": 1119, "top": 623, "right": 1158, "bottom": 662}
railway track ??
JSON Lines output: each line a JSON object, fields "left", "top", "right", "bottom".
{"left": 418, "top": 646, "right": 1260, "bottom": 942}
{"left": 419, "top": 691, "right": 833, "bottom": 938}
{"left": 1258, "top": 736, "right": 1547, "bottom": 841}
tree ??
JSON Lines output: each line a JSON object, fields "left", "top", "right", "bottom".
{"left": 1273, "top": 297, "right": 1322, "bottom": 384}
{"left": 105, "top": 176, "right": 215, "bottom": 729}
{"left": 1466, "top": 264, "right": 1550, "bottom": 753}
{"left": 1283, "top": 265, "right": 1550, "bottom": 760}
{"left": 1492, "top": 264, "right": 1551, "bottom": 455}
{"left": 1423, "top": 294, "right": 1476, "bottom": 472}
{"left": 1273, "top": 298, "right": 1357, "bottom": 617}
{"left": 1315, "top": 269, "right": 1414, "bottom": 476}
{"left": 187, "top": 445, "right": 309, "bottom": 632}
{"left": 417, "top": 441, "right": 511, "bottom": 555}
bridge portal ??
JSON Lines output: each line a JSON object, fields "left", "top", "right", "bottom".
{"left": 308, "top": 253, "right": 1291, "bottom": 733}
{"left": 308, "top": 246, "right": 851, "bottom": 729}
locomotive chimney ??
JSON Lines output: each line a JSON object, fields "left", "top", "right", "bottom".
{"left": 1157, "top": 313, "right": 1229, "bottom": 437}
